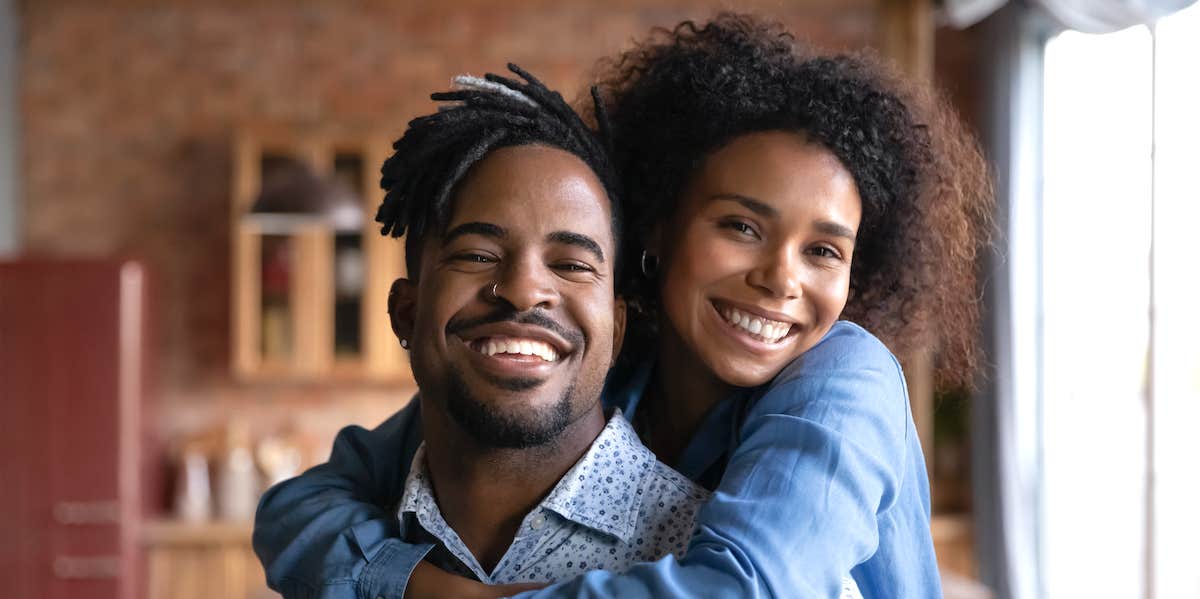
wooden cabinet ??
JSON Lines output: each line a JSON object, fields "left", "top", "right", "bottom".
{"left": 1, "top": 259, "right": 157, "bottom": 599}
{"left": 230, "top": 126, "right": 412, "bottom": 383}
{"left": 142, "top": 520, "right": 270, "bottom": 599}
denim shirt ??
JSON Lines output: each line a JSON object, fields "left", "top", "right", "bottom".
{"left": 253, "top": 321, "right": 940, "bottom": 598}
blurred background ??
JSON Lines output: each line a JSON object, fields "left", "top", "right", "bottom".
{"left": 1, "top": 1, "right": 1197, "bottom": 598}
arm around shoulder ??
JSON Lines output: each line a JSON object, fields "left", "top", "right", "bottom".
{"left": 253, "top": 398, "right": 434, "bottom": 599}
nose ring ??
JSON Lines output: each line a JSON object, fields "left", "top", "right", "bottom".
{"left": 488, "top": 282, "right": 500, "bottom": 299}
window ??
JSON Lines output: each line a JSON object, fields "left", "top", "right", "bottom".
{"left": 1038, "top": 5, "right": 1200, "bottom": 598}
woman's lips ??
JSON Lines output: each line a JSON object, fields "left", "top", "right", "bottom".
{"left": 711, "top": 299, "right": 795, "bottom": 344}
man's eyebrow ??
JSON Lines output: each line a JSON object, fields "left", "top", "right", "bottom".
{"left": 547, "top": 231, "right": 606, "bottom": 263}
{"left": 443, "top": 222, "right": 506, "bottom": 243}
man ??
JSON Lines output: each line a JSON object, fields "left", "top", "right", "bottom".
{"left": 254, "top": 66, "right": 710, "bottom": 597}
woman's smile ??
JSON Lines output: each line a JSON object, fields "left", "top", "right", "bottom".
{"left": 656, "top": 131, "right": 860, "bottom": 389}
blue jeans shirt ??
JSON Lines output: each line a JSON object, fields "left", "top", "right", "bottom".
{"left": 252, "top": 321, "right": 941, "bottom": 598}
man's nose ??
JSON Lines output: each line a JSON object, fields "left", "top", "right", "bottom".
{"left": 489, "top": 255, "right": 559, "bottom": 311}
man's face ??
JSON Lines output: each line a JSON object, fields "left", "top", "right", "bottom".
{"left": 393, "top": 144, "right": 623, "bottom": 448}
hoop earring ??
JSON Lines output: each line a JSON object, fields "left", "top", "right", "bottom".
{"left": 640, "top": 251, "right": 659, "bottom": 278}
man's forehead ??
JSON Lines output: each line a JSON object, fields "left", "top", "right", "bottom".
{"left": 442, "top": 145, "right": 615, "bottom": 246}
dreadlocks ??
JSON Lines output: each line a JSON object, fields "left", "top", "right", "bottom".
{"left": 376, "top": 63, "right": 622, "bottom": 278}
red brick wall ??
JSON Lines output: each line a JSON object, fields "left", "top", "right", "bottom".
{"left": 19, "top": 0, "right": 879, "bottom": 392}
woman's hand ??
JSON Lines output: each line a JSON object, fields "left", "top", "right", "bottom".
{"left": 404, "top": 561, "right": 546, "bottom": 599}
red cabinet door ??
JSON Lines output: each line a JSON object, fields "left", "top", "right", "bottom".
{"left": 1, "top": 259, "right": 149, "bottom": 599}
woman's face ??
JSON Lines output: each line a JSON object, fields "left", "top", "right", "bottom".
{"left": 655, "top": 131, "right": 861, "bottom": 387}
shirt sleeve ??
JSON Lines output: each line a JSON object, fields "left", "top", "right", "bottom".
{"left": 509, "top": 327, "right": 924, "bottom": 599}
{"left": 252, "top": 398, "right": 434, "bottom": 599}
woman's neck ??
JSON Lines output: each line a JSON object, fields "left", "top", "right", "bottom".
{"left": 647, "top": 318, "right": 735, "bottom": 466}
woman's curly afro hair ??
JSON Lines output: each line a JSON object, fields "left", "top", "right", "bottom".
{"left": 594, "top": 13, "right": 994, "bottom": 388}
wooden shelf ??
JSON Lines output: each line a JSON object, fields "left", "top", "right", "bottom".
{"left": 230, "top": 126, "right": 413, "bottom": 385}
{"left": 141, "top": 519, "right": 252, "bottom": 547}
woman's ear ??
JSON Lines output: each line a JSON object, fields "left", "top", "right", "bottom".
{"left": 388, "top": 278, "right": 417, "bottom": 348}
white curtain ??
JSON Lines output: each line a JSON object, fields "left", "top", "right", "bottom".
{"left": 944, "top": 0, "right": 1198, "bottom": 31}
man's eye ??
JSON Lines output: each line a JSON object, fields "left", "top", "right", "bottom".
{"left": 554, "top": 262, "right": 595, "bottom": 273}
{"left": 453, "top": 253, "right": 495, "bottom": 263}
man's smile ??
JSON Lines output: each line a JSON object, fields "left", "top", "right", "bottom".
{"left": 449, "top": 319, "right": 580, "bottom": 381}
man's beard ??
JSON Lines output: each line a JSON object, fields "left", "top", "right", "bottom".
{"left": 444, "top": 367, "right": 576, "bottom": 449}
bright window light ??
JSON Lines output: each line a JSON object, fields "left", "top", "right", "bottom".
{"left": 1042, "top": 24, "right": 1152, "bottom": 599}
{"left": 1150, "top": 4, "right": 1200, "bottom": 598}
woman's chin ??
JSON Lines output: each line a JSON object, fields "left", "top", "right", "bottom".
{"left": 709, "top": 359, "right": 780, "bottom": 389}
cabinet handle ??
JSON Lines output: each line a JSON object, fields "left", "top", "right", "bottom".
{"left": 53, "top": 556, "right": 120, "bottom": 579}
{"left": 53, "top": 500, "right": 120, "bottom": 525}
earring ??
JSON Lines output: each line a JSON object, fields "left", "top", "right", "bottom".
{"left": 400, "top": 338, "right": 409, "bottom": 349}
{"left": 640, "top": 250, "right": 659, "bottom": 278}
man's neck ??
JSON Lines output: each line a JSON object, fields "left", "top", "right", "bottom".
{"left": 420, "top": 399, "right": 606, "bottom": 573}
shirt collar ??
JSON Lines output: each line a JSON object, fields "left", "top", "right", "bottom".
{"left": 398, "top": 410, "right": 656, "bottom": 548}
{"left": 538, "top": 409, "right": 656, "bottom": 544}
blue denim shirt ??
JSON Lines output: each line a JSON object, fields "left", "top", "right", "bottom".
{"left": 253, "top": 321, "right": 941, "bottom": 598}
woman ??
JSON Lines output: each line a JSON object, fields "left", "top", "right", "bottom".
{"left": 254, "top": 14, "right": 991, "bottom": 598}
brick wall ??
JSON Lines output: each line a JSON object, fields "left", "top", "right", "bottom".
{"left": 17, "top": 0, "right": 880, "bottom": 447}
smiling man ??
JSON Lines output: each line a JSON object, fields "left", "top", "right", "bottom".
{"left": 321, "top": 66, "right": 712, "bottom": 591}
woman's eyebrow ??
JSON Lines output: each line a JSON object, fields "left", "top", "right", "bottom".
{"left": 709, "top": 193, "right": 778, "bottom": 218}
{"left": 815, "top": 220, "right": 857, "bottom": 241}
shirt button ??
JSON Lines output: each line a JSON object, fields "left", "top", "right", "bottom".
{"left": 530, "top": 513, "right": 546, "bottom": 530}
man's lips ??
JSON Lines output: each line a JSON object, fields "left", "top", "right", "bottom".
{"left": 455, "top": 321, "right": 575, "bottom": 357}
{"left": 469, "top": 335, "right": 560, "bottom": 362}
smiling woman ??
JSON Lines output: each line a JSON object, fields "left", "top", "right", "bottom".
{"left": 653, "top": 131, "right": 862, "bottom": 391}
{"left": 253, "top": 14, "right": 993, "bottom": 599}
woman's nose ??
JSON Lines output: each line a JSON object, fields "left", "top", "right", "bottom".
{"left": 747, "top": 249, "right": 802, "bottom": 300}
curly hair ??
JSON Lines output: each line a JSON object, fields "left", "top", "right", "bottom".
{"left": 377, "top": 64, "right": 622, "bottom": 278}
{"left": 593, "top": 14, "right": 994, "bottom": 388}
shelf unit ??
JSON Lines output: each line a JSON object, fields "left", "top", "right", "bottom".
{"left": 230, "top": 126, "right": 410, "bottom": 383}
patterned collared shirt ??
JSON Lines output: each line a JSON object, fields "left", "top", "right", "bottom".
{"left": 397, "top": 411, "right": 862, "bottom": 597}
{"left": 397, "top": 411, "right": 707, "bottom": 584}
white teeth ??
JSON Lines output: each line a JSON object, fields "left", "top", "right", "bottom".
{"left": 720, "top": 306, "right": 792, "bottom": 343}
{"left": 474, "top": 337, "right": 559, "bottom": 362}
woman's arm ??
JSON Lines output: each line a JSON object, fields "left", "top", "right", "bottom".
{"left": 510, "top": 323, "right": 937, "bottom": 599}
{"left": 252, "top": 399, "right": 435, "bottom": 599}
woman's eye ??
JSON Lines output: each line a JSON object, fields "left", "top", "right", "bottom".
{"left": 720, "top": 220, "right": 760, "bottom": 239}
{"left": 808, "top": 246, "right": 841, "bottom": 259}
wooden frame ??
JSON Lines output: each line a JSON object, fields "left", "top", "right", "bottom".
{"left": 230, "top": 126, "right": 410, "bottom": 383}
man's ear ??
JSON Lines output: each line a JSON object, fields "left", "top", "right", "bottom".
{"left": 388, "top": 277, "right": 417, "bottom": 347}
{"left": 611, "top": 296, "right": 627, "bottom": 364}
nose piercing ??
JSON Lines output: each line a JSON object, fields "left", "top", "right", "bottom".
{"left": 489, "top": 282, "right": 500, "bottom": 299}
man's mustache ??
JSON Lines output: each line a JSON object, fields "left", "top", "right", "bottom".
{"left": 445, "top": 308, "right": 586, "bottom": 349}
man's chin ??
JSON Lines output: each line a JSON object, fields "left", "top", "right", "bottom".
{"left": 445, "top": 371, "right": 576, "bottom": 449}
